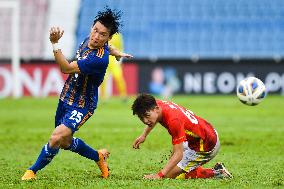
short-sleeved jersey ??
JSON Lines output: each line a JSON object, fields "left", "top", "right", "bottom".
{"left": 157, "top": 100, "right": 217, "bottom": 152}
{"left": 60, "top": 37, "right": 109, "bottom": 111}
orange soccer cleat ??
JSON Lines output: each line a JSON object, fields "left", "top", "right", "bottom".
{"left": 21, "top": 170, "right": 36, "bottom": 181}
{"left": 96, "top": 149, "right": 110, "bottom": 178}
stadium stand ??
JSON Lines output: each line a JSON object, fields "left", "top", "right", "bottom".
{"left": 0, "top": 0, "right": 48, "bottom": 59}
{"left": 0, "top": 0, "right": 283, "bottom": 59}
{"left": 77, "top": 0, "right": 284, "bottom": 59}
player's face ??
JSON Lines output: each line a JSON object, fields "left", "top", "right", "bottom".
{"left": 89, "top": 21, "right": 111, "bottom": 49}
{"left": 140, "top": 107, "right": 160, "bottom": 127}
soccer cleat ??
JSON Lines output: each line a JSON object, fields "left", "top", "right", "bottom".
{"left": 96, "top": 149, "right": 110, "bottom": 178}
{"left": 21, "top": 170, "right": 36, "bottom": 181}
{"left": 213, "top": 162, "right": 233, "bottom": 179}
{"left": 213, "top": 162, "right": 224, "bottom": 170}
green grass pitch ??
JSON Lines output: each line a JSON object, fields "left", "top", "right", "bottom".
{"left": 0, "top": 95, "right": 283, "bottom": 188}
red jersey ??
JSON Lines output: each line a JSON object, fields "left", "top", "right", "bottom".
{"left": 157, "top": 100, "right": 217, "bottom": 152}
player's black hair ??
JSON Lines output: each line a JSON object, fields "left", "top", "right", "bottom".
{"left": 132, "top": 93, "right": 157, "bottom": 118}
{"left": 93, "top": 7, "right": 122, "bottom": 36}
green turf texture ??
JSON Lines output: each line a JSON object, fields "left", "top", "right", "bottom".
{"left": 0, "top": 95, "right": 283, "bottom": 188}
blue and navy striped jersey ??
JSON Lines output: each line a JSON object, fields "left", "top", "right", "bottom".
{"left": 60, "top": 37, "right": 109, "bottom": 111}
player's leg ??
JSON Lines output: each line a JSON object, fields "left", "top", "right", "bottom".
{"left": 110, "top": 56, "right": 127, "bottom": 99}
{"left": 61, "top": 106, "right": 110, "bottom": 178}
{"left": 64, "top": 137, "right": 110, "bottom": 178}
{"left": 174, "top": 141, "right": 218, "bottom": 179}
{"left": 185, "top": 166, "right": 215, "bottom": 179}
{"left": 113, "top": 66, "right": 127, "bottom": 98}
{"left": 22, "top": 101, "right": 67, "bottom": 180}
{"left": 164, "top": 143, "right": 215, "bottom": 179}
{"left": 21, "top": 142, "right": 59, "bottom": 180}
{"left": 169, "top": 165, "right": 219, "bottom": 179}
{"left": 31, "top": 125, "right": 72, "bottom": 170}
{"left": 100, "top": 68, "right": 109, "bottom": 101}
{"left": 176, "top": 160, "right": 215, "bottom": 179}
{"left": 21, "top": 124, "right": 71, "bottom": 180}
{"left": 165, "top": 166, "right": 185, "bottom": 178}
{"left": 178, "top": 140, "right": 232, "bottom": 179}
{"left": 184, "top": 163, "right": 232, "bottom": 179}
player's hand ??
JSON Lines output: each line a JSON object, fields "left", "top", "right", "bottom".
{"left": 115, "top": 52, "right": 133, "bottom": 61}
{"left": 132, "top": 135, "right": 146, "bottom": 149}
{"left": 49, "top": 27, "right": 64, "bottom": 44}
{"left": 144, "top": 174, "right": 162, "bottom": 179}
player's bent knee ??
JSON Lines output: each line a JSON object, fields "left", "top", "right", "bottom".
{"left": 165, "top": 166, "right": 185, "bottom": 179}
{"left": 60, "top": 139, "right": 72, "bottom": 149}
{"left": 49, "top": 134, "right": 62, "bottom": 148}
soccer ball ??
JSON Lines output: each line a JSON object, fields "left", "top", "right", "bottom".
{"left": 236, "top": 77, "right": 267, "bottom": 106}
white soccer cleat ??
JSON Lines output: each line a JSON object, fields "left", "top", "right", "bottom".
{"left": 213, "top": 162, "right": 233, "bottom": 179}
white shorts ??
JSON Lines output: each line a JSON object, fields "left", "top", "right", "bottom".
{"left": 177, "top": 131, "right": 220, "bottom": 173}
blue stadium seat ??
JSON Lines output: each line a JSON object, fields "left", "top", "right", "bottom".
{"left": 76, "top": 0, "right": 284, "bottom": 58}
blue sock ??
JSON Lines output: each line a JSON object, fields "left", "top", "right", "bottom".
{"left": 66, "top": 137, "right": 99, "bottom": 162}
{"left": 29, "top": 143, "right": 59, "bottom": 173}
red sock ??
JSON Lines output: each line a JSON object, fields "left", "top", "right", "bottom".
{"left": 185, "top": 166, "right": 214, "bottom": 179}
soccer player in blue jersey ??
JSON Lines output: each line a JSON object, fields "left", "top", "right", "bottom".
{"left": 21, "top": 8, "right": 132, "bottom": 180}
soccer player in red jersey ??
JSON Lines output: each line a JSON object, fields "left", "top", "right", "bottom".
{"left": 132, "top": 93, "right": 232, "bottom": 179}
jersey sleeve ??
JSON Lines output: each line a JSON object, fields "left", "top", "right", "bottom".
{"left": 168, "top": 118, "right": 186, "bottom": 145}
{"left": 77, "top": 53, "right": 108, "bottom": 75}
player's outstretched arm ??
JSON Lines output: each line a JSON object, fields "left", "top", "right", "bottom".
{"left": 108, "top": 44, "right": 133, "bottom": 61}
{"left": 49, "top": 26, "right": 80, "bottom": 74}
{"left": 132, "top": 126, "right": 153, "bottom": 149}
